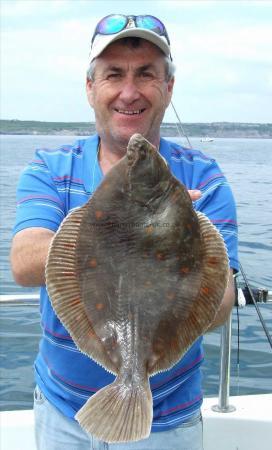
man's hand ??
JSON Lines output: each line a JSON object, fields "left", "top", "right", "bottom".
{"left": 188, "top": 190, "right": 201, "bottom": 201}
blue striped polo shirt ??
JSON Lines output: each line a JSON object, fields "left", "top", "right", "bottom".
{"left": 13, "top": 134, "right": 239, "bottom": 432}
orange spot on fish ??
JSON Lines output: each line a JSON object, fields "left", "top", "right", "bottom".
{"left": 156, "top": 252, "right": 165, "bottom": 261}
{"left": 208, "top": 257, "right": 218, "bottom": 265}
{"left": 96, "top": 303, "right": 105, "bottom": 311}
{"left": 95, "top": 210, "right": 104, "bottom": 220}
{"left": 186, "top": 223, "right": 192, "bottom": 231}
{"left": 201, "top": 286, "right": 210, "bottom": 296}
{"left": 180, "top": 266, "right": 190, "bottom": 274}
{"left": 89, "top": 258, "right": 97, "bottom": 268}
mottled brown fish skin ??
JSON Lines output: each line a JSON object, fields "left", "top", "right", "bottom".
{"left": 76, "top": 134, "right": 203, "bottom": 373}
{"left": 46, "top": 133, "right": 229, "bottom": 443}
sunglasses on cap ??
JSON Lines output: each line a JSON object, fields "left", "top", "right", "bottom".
{"left": 91, "top": 14, "right": 171, "bottom": 46}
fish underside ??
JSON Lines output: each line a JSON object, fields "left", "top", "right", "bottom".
{"left": 46, "top": 134, "right": 229, "bottom": 443}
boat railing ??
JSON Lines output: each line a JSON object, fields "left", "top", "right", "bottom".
{"left": 1, "top": 287, "right": 271, "bottom": 307}
{"left": 212, "top": 285, "right": 272, "bottom": 413}
{"left": 212, "top": 315, "right": 236, "bottom": 412}
{"left": 0, "top": 288, "right": 271, "bottom": 414}
{"left": 0, "top": 293, "right": 40, "bottom": 306}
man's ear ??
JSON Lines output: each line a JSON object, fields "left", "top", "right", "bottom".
{"left": 86, "top": 79, "right": 94, "bottom": 108}
{"left": 166, "top": 76, "right": 175, "bottom": 108}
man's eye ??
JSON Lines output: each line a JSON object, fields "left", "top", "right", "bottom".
{"left": 141, "top": 71, "right": 155, "bottom": 79}
{"left": 107, "top": 73, "right": 121, "bottom": 80}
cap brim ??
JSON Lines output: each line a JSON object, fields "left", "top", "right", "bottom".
{"left": 90, "top": 28, "right": 171, "bottom": 61}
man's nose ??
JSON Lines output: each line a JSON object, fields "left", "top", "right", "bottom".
{"left": 118, "top": 77, "right": 141, "bottom": 102}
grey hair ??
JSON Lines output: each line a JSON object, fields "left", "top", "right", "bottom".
{"left": 164, "top": 57, "right": 176, "bottom": 81}
{"left": 86, "top": 55, "right": 175, "bottom": 82}
{"left": 86, "top": 60, "right": 96, "bottom": 82}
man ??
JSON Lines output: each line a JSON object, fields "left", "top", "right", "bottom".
{"left": 10, "top": 14, "right": 238, "bottom": 450}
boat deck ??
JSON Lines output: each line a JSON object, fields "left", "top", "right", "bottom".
{"left": 1, "top": 394, "right": 272, "bottom": 450}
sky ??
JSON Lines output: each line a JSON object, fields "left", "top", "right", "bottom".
{"left": 1, "top": 0, "right": 272, "bottom": 123}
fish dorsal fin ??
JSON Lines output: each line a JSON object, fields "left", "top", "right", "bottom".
{"left": 45, "top": 205, "right": 117, "bottom": 374}
{"left": 150, "top": 211, "right": 229, "bottom": 374}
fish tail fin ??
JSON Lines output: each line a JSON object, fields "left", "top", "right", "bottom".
{"left": 75, "top": 378, "right": 152, "bottom": 443}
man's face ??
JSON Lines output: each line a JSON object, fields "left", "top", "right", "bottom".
{"left": 86, "top": 40, "right": 174, "bottom": 149}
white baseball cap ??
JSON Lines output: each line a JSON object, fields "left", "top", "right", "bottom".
{"left": 90, "top": 14, "right": 172, "bottom": 61}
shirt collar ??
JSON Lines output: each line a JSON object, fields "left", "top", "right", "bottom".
{"left": 82, "top": 134, "right": 103, "bottom": 195}
{"left": 82, "top": 135, "right": 172, "bottom": 195}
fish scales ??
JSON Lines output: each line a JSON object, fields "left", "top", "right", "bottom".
{"left": 46, "top": 133, "right": 229, "bottom": 443}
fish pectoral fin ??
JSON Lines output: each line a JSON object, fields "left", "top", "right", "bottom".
{"left": 76, "top": 376, "right": 152, "bottom": 443}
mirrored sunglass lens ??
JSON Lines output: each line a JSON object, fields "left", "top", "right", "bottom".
{"left": 136, "top": 15, "right": 164, "bottom": 34}
{"left": 98, "top": 15, "right": 127, "bottom": 34}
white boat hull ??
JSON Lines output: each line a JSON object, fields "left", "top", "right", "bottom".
{"left": 1, "top": 394, "right": 271, "bottom": 450}
{"left": 203, "top": 394, "right": 272, "bottom": 450}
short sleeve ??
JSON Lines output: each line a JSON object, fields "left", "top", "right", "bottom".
{"left": 13, "top": 150, "right": 65, "bottom": 235}
{"left": 194, "top": 160, "right": 239, "bottom": 272}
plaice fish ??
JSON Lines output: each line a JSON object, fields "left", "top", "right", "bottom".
{"left": 45, "top": 133, "right": 229, "bottom": 443}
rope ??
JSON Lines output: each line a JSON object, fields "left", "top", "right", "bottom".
{"left": 239, "top": 263, "right": 272, "bottom": 350}
{"left": 170, "top": 101, "right": 193, "bottom": 149}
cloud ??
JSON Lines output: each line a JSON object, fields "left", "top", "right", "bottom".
{"left": 167, "top": 17, "right": 272, "bottom": 103}
{"left": 1, "top": 0, "right": 271, "bottom": 122}
{"left": 2, "top": 18, "right": 94, "bottom": 80}
{"left": 2, "top": 0, "right": 79, "bottom": 18}
{"left": 171, "top": 20, "right": 272, "bottom": 65}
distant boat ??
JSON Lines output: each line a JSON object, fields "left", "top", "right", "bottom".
{"left": 200, "top": 137, "right": 214, "bottom": 142}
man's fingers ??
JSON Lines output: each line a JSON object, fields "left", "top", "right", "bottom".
{"left": 188, "top": 190, "right": 202, "bottom": 201}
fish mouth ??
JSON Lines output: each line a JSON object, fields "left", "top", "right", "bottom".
{"left": 114, "top": 108, "right": 146, "bottom": 116}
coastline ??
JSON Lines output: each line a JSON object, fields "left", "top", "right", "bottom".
{"left": 1, "top": 120, "right": 272, "bottom": 139}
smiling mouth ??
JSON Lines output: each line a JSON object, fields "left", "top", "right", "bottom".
{"left": 114, "top": 108, "right": 146, "bottom": 115}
